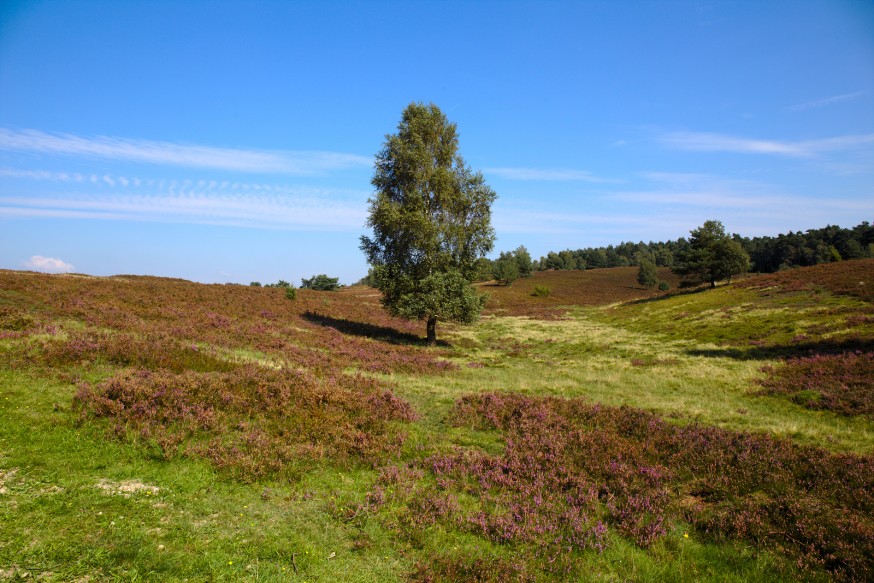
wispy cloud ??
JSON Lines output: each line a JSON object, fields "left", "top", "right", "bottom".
{"left": 610, "top": 172, "right": 874, "bottom": 235}
{"left": 660, "top": 131, "right": 874, "bottom": 157}
{"left": 22, "top": 255, "right": 75, "bottom": 273}
{"left": 484, "top": 167, "right": 611, "bottom": 182}
{"left": 787, "top": 91, "right": 866, "bottom": 112}
{"left": 0, "top": 185, "right": 368, "bottom": 230}
{"left": 0, "top": 128, "right": 372, "bottom": 175}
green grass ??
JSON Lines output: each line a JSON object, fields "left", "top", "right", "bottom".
{"left": 0, "top": 369, "right": 408, "bottom": 582}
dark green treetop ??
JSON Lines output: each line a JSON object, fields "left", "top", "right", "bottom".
{"left": 673, "top": 220, "right": 750, "bottom": 288}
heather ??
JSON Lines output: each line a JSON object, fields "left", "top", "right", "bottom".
{"left": 757, "top": 352, "right": 874, "bottom": 417}
{"left": 0, "top": 271, "right": 453, "bottom": 375}
{"left": 393, "top": 393, "right": 872, "bottom": 581}
{"left": 73, "top": 365, "right": 417, "bottom": 480}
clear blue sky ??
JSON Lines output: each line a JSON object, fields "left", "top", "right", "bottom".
{"left": 1, "top": 0, "right": 872, "bottom": 284}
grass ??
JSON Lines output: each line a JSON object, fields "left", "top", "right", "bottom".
{"left": 1, "top": 263, "right": 872, "bottom": 581}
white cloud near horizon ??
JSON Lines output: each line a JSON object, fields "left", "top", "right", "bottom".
{"left": 484, "top": 166, "right": 611, "bottom": 182}
{"left": 787, "top": 91, "right": 867, "bottom": 112}
{"left": 0, "top": 128, "right": 373, "bottom": 175}
{"left": 23, "top": 255, "right": 75, "bottom": 273}
{"left": 660, "top": 131, "right": 874, "bottom": 158}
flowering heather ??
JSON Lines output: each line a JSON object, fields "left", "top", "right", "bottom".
{"left": 388, "top": 393, "right": 873, "bottom": 581}
{"left": 481, "top": 267, "right": 681, "bottom": 319}
{"left": 757, "top": 351, "right": 874, "bottom": 417}
{"left": 0, "top": 271, "right": 453, "bottom": 376}
{"left": 738, "top": 258, "right": 874, "bottom": 301}
{"left": 74, "top": 365, "right": 418, "bottom": 479}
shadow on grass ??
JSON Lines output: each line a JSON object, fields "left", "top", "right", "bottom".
{"left": 301, "top": 311, "right": 451, "bottom": 347}
{"left": 687, "top": 337, "right": 874, "bottom": 361}
{"left": 622, "top": 284, "right": 712, "bottom": 306}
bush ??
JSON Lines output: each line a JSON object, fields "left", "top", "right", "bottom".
{"left": 658, "top": 281, "right": 670, "bottom": 291}
{"left": 301, "top": 274, "right": 340, "bottom": 291}
{"left": 532, "top": 286, "right": 551, "bottom": 298}
{"left": 285, "top": 287, "right": 297, "bottom": 300}
{"left": 249, "top": 281, "right": 262, "bottom": 287}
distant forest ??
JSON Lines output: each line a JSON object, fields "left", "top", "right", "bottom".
{"left": 526, "top": 221, "right": 873, "bottom": 275}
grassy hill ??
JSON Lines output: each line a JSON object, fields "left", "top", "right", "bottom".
{"left": 1, "top": 261, "right": 871, "bottom": 581}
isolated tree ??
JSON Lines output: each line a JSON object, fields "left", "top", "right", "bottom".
{"left": 673, "top": 220, "right": 750, "bottom": 288}
{"left": 493, "top": 251, "right": 520, "bottom": 286}
{"left": 360, "top": 102, "right": 496, "bottom": 345}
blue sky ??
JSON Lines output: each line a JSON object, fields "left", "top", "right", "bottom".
{"left": 1, "top": 0, "right": 872, "bottom": 284}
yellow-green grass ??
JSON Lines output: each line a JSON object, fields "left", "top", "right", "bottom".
{"left": 391, "top": 310, "right": 872, "bottom": 454}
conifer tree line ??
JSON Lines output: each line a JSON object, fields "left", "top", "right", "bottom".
{"left": 483, "top": 221, "right": 873, "bottom": 279}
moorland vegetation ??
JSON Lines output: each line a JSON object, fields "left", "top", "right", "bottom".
{"left": 1, "top": 257, "right": 872, "bottom": 581}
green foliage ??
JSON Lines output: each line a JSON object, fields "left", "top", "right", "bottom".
{"left": 301, "top": 274, "right": 340, "bottom": 291}
{"left": 285, "top": 287, "right": 296, "bottom": 300}
{"left": 658, "top": 280, "right": 670, "bottom": 291}
{"left": 636, "top": 254, "right": 658, "bottom": 288}
{"left": 514, "top": 245, "right": 534, "bottom": 278}
{"left": 361, "top": 102, "right": 496, "bottom": 344}
{"left": 532, "top": 285, "right": 551, "bottom": 298}
{"left": 389, "top": 270, "right": 486, "bottom": 325}
{"left": 264, "top": 279, "right": 292, "bottom": 288}
{"left": 493, "top": 252, "right": 520, "bottom": 286}
{"left": 249, "top": 281, "right": 262, "bottom": 287}
{"left": 673, "top": 220, "right": 750, "bottom": 288}
{"left": 473, "top": 257, "right": 495, "bottom": 282}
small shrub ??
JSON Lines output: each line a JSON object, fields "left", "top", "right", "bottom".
{"left": 0, "top": 307, "right": 34, "bottom": 331}
{"left": 756, "top": 351, "right": 874, "bottom": 417}
{"left": 285, "top": 287, "right": 297, "bottom": 300}
{"left": 249, "top": 281, "right": 262, "bottom": 287}
{"left": 532, "top": 286, "right": 551, "bottom": 298}
{"left": 658, "top": 281, "right": 670, "bottom": 291}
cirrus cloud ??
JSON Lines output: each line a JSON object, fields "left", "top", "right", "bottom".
{"left": 0, "top": 128, "right": 372, "bottom": 175}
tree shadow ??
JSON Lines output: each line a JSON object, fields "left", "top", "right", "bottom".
{"left": 623, "top": 285, "right": 711, "bottom": 306}
{"left": 686, "top": 337, "right": 874, "bottom": 361}
{"left": 301, "top": 311, "right": 451, "bottom": 347}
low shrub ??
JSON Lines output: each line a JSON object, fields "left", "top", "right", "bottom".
{"left": 391, "top": 393, "right": 874, "bottom": 581}
{"left": 532, "top": 286, "right": 551, "bottom": 298}
{"left": 0, "top": 307, "right": 35, "bottom": 331}
{"left": 73, "top": 365, "right": 419, "bottom": 479}
{"left": 658, "top": 280, "right": 670, "bottom": 291}
{"left": 756, "top": 351, "right": 873, "bottom": 417}
{"left": 285, "top": 287, "right": 297, "bottom": 300}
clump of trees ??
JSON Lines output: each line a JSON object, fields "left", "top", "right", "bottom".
{"left": 360, "top": 103, "right": 496, "bottom": 345}
{"left": 531, "top": 221, "right": 873, "bottom": 275}
{"left": 491, "top": 246, "right": 534, "bottom": 286}
{"left": 301, "top": 274, "right": 340, "bottom": 291}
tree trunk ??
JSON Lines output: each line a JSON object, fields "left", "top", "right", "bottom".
{"left": 426, "top": 316, "right": 437, "bottom": 346}
{"left": 710, "top": 279, "right": 717, "bottom": 289}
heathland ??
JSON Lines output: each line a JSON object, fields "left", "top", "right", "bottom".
{"left": 1, "top": 260, "right": 872, "bottom": 581}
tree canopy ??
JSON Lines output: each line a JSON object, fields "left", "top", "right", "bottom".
{"left": 301, "top": 274, "right": 340, "bottom": 291}
{"left": 360, "top": 103, "right": 496, "bottom": 345}
{"left": 673, "top": 220, "right": 750, "bottom": 288}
